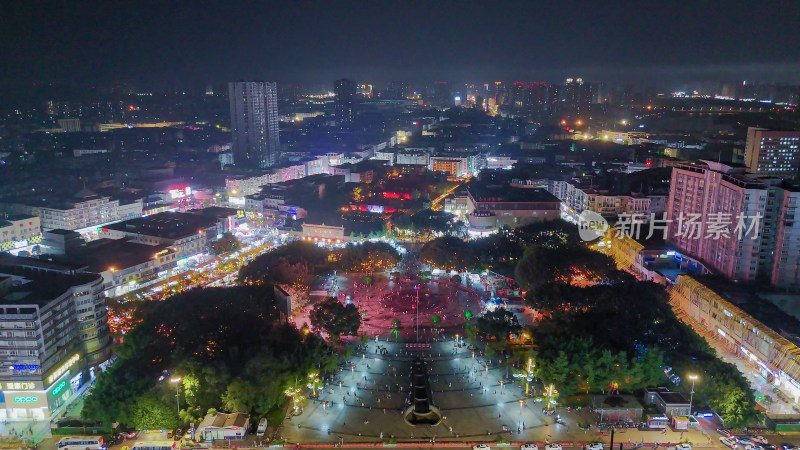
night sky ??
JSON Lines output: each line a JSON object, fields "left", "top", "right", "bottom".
{"left": 2, "top": 0, "right": 799, "bottom": 88}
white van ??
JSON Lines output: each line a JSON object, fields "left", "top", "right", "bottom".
{"left": 256, "top": 418, "right": 268, "bottom": 437}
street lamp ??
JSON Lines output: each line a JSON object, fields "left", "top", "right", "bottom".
{"left": 546, "top": 384, "right": 558, "bottom": 410}
{"left": 688, "top": 374, "right": 699, "bottom": 416}
{"left": 285, "top": 385, "right": 302, "bottom": 413}
{"left": 169, "top": 377, "right": 182, "bottom": 418}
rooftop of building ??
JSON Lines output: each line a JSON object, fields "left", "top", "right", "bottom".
{"left": 74, "top": 238, "right": 172, "bottom": 273}
{"left": 3, "top": 214, "right": 37, "bottom": 222}
{"left": 655, "top": 391, "right": 689, "bottom": 405}
{"left": 197, "top": 412, "right": 249, "bottom": 430}
{"left": 44, "top": 229, "right": 80, "bottom": 236}
{"left": 185, "top": 206, "right": 239, "bottom": 219}
{"left": 0, "top": 253, "right": 86, "bottom": 273}
{"left": 689, "top": 274, "right": 800, "bottom": 340}
{"left": 0, "top": 265, "right": 101, "bottom": 306}
{"left": 104, "top": 211, "right": 219, "bottom": 240}
{"left": 466, "top": 182, "right": 560, "bottom": 203}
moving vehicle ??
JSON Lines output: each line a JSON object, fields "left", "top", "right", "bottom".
{"left": 720, "top": 438, "right": 737, "bottom": 449}
{"left": 57, "top": 436, "right": 105, "bottom": 450}
{"left": 587, "top": 444, "right": 604, "bottom": 450}
{"left": 473, "top": 445, "right": 491, "bottom": 450}
{"left": 131, "top": 441, "right": 177, "bottom": 450}
{"left": 546, "top": 444, "right": 563, "bottom": 450}
{"left": 257, "top": 418, "right": 268, "bottom": 437}
{"left": 521, "top": 445, "right": 538, "bottom": 450}
{"left": 674, "top": 445, "right": 692, "bottom": 450}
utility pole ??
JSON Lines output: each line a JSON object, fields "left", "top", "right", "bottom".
{"left": 415, "top": 284, "right": 420, "bottom": 341}
{"left": 609, "top": 427, "right": 615, "bottom": 450}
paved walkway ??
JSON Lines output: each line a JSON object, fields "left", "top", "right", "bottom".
{"left": 279, "top": 340, "right": 714, "bottom": 447}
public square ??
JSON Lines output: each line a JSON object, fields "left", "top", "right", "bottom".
{"left": 278, "top": 339, "right": 715, "bottom": 447}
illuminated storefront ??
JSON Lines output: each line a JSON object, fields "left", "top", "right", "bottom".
{"left": 0, "top": 354, "right": 83, "bottom": 420}
{"left": 670, "top": 276, "right": 800, "bottom": 404}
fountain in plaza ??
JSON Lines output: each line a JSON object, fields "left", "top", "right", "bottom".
{"left": 403, "top": 357, "right": 442, "bottom": 427}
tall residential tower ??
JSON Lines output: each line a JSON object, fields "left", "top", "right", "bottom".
{"left": 334, "top": 78, "right": 356, "bottom": 126}
{"left": 228, "top": 81, "right": 280, "bottom": 168}
{"left": 744, "top": 127, "right": 800, "bottom": 177}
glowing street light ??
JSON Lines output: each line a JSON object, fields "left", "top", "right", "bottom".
{"left": 285, "top": 385, "right": 302, "bottom": 412}
{"left": 688, "top": 374, "right": 699, "bottom": 415}
{"left": 546, "top": 384, "right": 558, "bottom": 410}
{"left": 169, "top": 377, "right": 182, "bottom": 417}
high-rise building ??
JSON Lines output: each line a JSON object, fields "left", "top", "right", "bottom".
{"left": 744, "top": 127, "right": 800, "bottom": 177}
{"left": 228, "top": 81, "right": 280, "bottom": 168}
{"left": 548, "top": 84, "right": 561, "bottom": 113}
{"left": 334, "top": 78, "right": 356, "bottom": 125}
{"left": 431, "top": 81, "right": 452, "bottom": 107}
{"left": 0, "top": 255, "right": 112, "bottom": 419}
{"left": 579, "top": 82, "right": 599, "bottom": 116}
{"left": 523, "top": 83, "right": 548, "bottom": 114}
{"left": 509, "top": 82, "right": 525, "bottom": 107}
{"left": 667, "top": 161, "right": 766, "bottom": 282}
{"left": 666, "top": 160, "right": 800, "bottom": 288}
{"left": 563, "top": 78, "right": 582, "bottom": 113}
{"left": 386, "top": 81, "right": 408, "bottom": 100}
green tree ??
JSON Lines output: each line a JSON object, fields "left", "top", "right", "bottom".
{"left": 541, "top": 351, "right": 570, "bottom": 394}
{"left": 477, "top": 308, "right": 521, "bottom": 341}
{"left": 420, "top": 236, "right": 477, "bottom": 271}
{"left": 711, "top": 383, "right": 752, "bottom": 428}
{"left": 129, "top": 392, "right": 179, "bottom": 430}
{"left": 309, "top": 297, "right": 361, "bottom": 339}
{"left": 82, "top": 285, "right": 334, "bottom": 427}
{"left": 210, "top": 233, "right": 242, "bottom": 255}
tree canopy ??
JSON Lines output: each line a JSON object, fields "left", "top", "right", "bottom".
{"left": 420, "top": 236, "right": 476, "bottom": 271}
{"left": 476, "top": 308, "right": 521, "bottom": 341}
{"left": 333, "top": 241, "right": 400, "bottom": 272}
{"left": 209, "top": 232, "right": 242, "bottom": 255}
{"left": 82, "top": 285, "right": 336, "bottom": 428}
{"left": 237, "top": 240, "right": 329, "bottom": 286}
{"left": 309, "top": 297, "right": 362, "bottom": 339}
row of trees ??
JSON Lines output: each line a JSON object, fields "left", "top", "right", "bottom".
{"left": 237, "top": 240, "right": 400, "bottom": 312}
{"left": 419, "top": 220, "right": 584, "bottom": 274}
{"left": 507, "top": 223, "right": 759, "bottom": 427}
{"left": 82, "top": 285, "right": 338, "bottom": 429}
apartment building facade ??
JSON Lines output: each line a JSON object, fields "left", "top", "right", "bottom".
{"left": 0, "top": 264, "right": 110, "bottom": 420}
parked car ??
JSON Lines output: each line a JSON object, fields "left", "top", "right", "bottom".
{"left": 586, "top": 443, "right": 604, "bottom": 450}
{"left": 521, "top": 445, "right": 538, "bottom": 450}
{"left": 720, "top": 438, "right": 738, "bottom": 449}
{"left": 473, "top": 445, "right": 491, "bottom": 450}
{"left": 546, "top": 444, "right": 563, "bottom": 450}
{"left": 736, "top": 437, "right": 756, "bottom": 447}
{"left": 674, "top": 444, "right": 692, "bottom": 450}
{"left": 751, "top": 436, "right": 769, "bottom": 445}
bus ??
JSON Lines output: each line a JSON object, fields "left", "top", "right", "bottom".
{"left": 57, "top": 436, "right": 105, "bottom": 450}
{"left": 131, "top": 441, "right": 176, "bottom": 450}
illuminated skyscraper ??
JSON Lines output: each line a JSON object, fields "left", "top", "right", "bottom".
{"left": 334, "top": 78, "right": 356, "bottom": 125}
{"left": 228, "top": 81, "right": 280, "bottom": 168}
{"left": 744, "top": 127, "right": 800, "bottom": 177}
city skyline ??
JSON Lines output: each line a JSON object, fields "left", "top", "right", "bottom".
{"left": 2, "top": 0, "right": 800, "bottom": 89}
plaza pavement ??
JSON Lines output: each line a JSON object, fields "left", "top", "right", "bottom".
{"left": 278, "top": 340, "right": 717, "bottom": 448}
